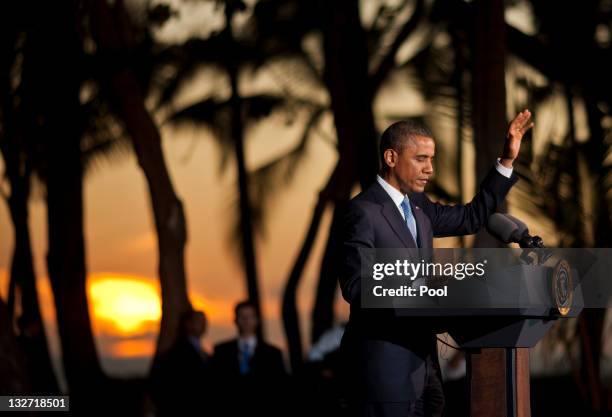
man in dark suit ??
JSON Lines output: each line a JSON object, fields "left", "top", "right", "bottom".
{"left": 340, "top": 111, "right": 534, "bottom": 417}
{"left": 149, "top": 309, "right": 210, "bottom": 416}
{"left": 211, "top": 300, "right": 286, "bottom": 416}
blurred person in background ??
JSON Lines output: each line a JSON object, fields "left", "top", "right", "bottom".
{"left": 211, "top": 300, "right": 286, "bottom": 416}
{"left": 150, "top": 309, "right": 210, "bottom": 416}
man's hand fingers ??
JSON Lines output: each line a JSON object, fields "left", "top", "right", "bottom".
{"left": 518, "top": 112, "right": 532, "bottom": 127}
{"left": 510, "top": 116, "right": 524, "bottom": 130}
{"left": 516, "top": 121, "right": 534, "bottom": 135}
{"left": 516, "top": 110, "right": 531, "bottom": 125}
{"left": 509, "top": 110, "right": 533, "bottom": 136}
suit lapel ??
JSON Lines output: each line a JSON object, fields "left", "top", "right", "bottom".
{"left": 412, "top": 200, "right": 434, "bottom": 265}
{"left": 232, "top": 340, "right": 241, "bottom": 373}
{"left": 410, "top": 199, "right": 431, "bottom": 250}
{"left": 372, "top": 183, "right": 417, "bottom": 248}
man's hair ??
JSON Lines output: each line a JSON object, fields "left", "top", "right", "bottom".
{"left": 180, "top": 309, "right": 207, "bottom": 335}
{"left": 379, "top": 120, "right": 434, "bottom": 169}
{"left": 235, "top": 300, "right": 258, "bottom": 317}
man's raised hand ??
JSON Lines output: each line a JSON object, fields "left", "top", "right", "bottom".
{"left": 500, "top": 109, "right": 534, "bottom": 168}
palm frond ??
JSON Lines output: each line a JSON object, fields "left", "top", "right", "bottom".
{"left": 225, "top": 106, "right": 324, "bottom": 250}
{"left": 80, "top": 97, "right": 132, "bottom": 178}
{"left": 242, "top": 94, "right": 285, "bottom": 121}
{"left": 165, "top": 97, "right": 225, "bottom": 127}
{"left": 251, "top": 106, "right": 324, "bottom": 193}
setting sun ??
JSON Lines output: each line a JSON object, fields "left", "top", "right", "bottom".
{"left": 88, "top": 274, "right": 161, "bottom": 334}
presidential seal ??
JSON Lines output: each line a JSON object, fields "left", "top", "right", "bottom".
{"left": 552, "top": 259, "right": 572, "bottom": 316}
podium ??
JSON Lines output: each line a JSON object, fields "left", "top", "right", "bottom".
{"left": 393, "top": 262, "right": 583, "bottom": 417}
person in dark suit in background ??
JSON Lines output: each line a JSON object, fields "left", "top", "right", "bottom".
{"left": 340, "top": 111, "right": 534, "bottom": 417}
{"left": 211, "top": 300, "right": 286, "bottom": 416}
{"left": 150, "top": 308, "right": 210, "bottom": 416}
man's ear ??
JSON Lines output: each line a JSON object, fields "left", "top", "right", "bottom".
{"left": 383, "top": 149, "right": 397, "bottom": 168}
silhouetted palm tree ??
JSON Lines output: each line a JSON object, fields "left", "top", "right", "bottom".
{"left": 86, "top": 0, "right": 193, "bottom": 358}
{"left": 0, "top": 5, "right": 58, "bottom": 392}
{"left": 227, "top": 0, "right": 426, "bottom": 370}
{"left": 225, "top": 0, "right": 428, "bottom": 371}
{"left": 19, "top": 0, "right": 105, "bottom": 402}
{"left": 158, "top": 0, "right": 327, "bottom": 339}
{"left": 504, "top": 0, "right": 612, "bottom": 411}
{"left": 0, "top": 298, "right": 28, "bottom": 394}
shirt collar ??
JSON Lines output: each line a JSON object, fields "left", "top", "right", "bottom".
{"left": 376, "top": 175, "right": 406, "bottom": 208}
{"left": 239, "top": 336, "right": 257, "bottom": 351}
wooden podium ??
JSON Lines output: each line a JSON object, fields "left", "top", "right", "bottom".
{"left": 450, "top": 315, "right": 556, "bottom": 417}
{"left": 394, "top": 262, "right": 582, "bottom": 417}
{"left": 445, "top": 264, "right": 582, "bottom": 417}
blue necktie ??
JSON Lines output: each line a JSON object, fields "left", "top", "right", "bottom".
{"left": 239, "top": 343, "right": 251, "bottom": 375}
{"left": 400, "top": 196, "right": 418, "bottom": 245}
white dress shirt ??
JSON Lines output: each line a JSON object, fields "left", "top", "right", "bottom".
{"left": 238, "top": 335, "right": 257, "bottom": 356}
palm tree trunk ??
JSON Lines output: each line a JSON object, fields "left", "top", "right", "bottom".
{"left": 507, "top": 3, "right": 609, "bottom": 410}
{"left": 465, "top": 3, "right": 527, "bottom": 413}
{"left": 24, "top": 1, "right": 104, "bottom": 400}
{"left": 451, "top": 26, "right": 467, "bottom": 248}
{"left": 224, "top": 3, "right": 264, "bottom": 329}
{"left": 229, "top": 64, "right": 263, "bottom": 324}
{"left": 282, "top": 194, "right": 327, "bottom": 373}
{"left": 279, "top": 0, "right": 379, "bottom": 349}
{"left": 283, "top": 0, "right": 424, "bottom": 355}
{"left": 89, "top": 0, "right": 193, "bottom": 357}
{"left": 1, "top": 31, "right": 58, "bottom": 392}
{"left": 109, "top": 69, "right": 193, "bottom": 357}
{"left": 469, "top": 0, "right": 508, "bottom": 248}
{"left": 576, "top": 84, "right": 608, "bottom": 412}
{"left": 7, "top": 167, "right": 59, "bottom": 394}
{"left": 309, "top": 0, "right": 379, "bottom": 344}
{"left": 282, "top": 153, "right": 362, "bottom": 371}
{"left": 311, "top": 200, "right": 348, "bottom": 342}
{"left": 46, "top": 137, "right": 105, "bottom": 394}
{"left": 0, "top": 298, "right": 29, "bottom": 394}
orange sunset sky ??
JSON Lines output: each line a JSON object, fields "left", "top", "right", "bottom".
{"left": 1, "top": 0, "right": 601, "bottom": 383}
{"left": 0, "top": 113, "right": 344, "bottom": 376}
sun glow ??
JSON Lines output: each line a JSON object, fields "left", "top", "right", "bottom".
{"left": 88, "top": 274, "right": 161, "bottom": 334}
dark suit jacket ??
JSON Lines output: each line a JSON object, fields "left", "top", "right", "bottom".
{"left": 340, "top": 167, "right": 517, "bottom": 403}
{"left": 212, "top": 338, "right": 286, "bottom": 378}
{"left": 149, "top": 336, "right": 211, "bottom": 416}
{"left": 211, "top": 339, "right": 287, "bottom": 416}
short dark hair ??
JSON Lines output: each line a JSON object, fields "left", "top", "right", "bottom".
{"left": 235, "top": 300, "right": 258, "bottom": 317}
{"left": 379, "top": 120, "right": 434, "bottom": 169}
{"left": 180, "top": 309, "right": 207, "bottom": 335}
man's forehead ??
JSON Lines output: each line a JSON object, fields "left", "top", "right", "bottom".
{"left": 404, "top": 135, "right": 435, "bottom": 153}
{"left": 238, "top": 306, "right": 257, "bottom": 314}
{"left": 405, "top": 134, "right": 435, "bottom": 146}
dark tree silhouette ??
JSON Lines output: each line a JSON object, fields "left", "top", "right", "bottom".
{"left": 467, "top": 0, "right": 511, "bottom": 248}
{"left": 0, "top": 4, "right": 58, "bottom": 393}
{"left": 87, "top": 0, "right": 193, "bottom": 358}
{"left": 505, "top": 0, "right": 612, "bottom": 411}
{"left": 20, "top": 0, "right": 105, "bottom": 401}
{"left": 222, "top": 0, "right": 265, "bottom": 329}
{"left": 279, "top": 0, "right": 424, "bottom": 368}
{"left": 204, "top": 0, "right": 429, "bottom": 371}
{"left": 158, "top": 1, "right": 327, "bottom": 341}
{"left": 0, "top": 299, "right": 29, "bottom": 395}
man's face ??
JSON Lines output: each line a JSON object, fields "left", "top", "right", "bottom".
{"left": 183, "top": 311, "right": 206, "bottom": 338}
{"left": 235, "top": 305, "right": 258, "bottom": 336}
{"left": 384, "top": 135, "right": 435, "bottom": 194}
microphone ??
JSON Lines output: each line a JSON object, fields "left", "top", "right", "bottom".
{"left": 486, "top": 213, "right": 545, "bottom": 248}
{"left": 504, "top": 214, "right": 528, "bottom": 236}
